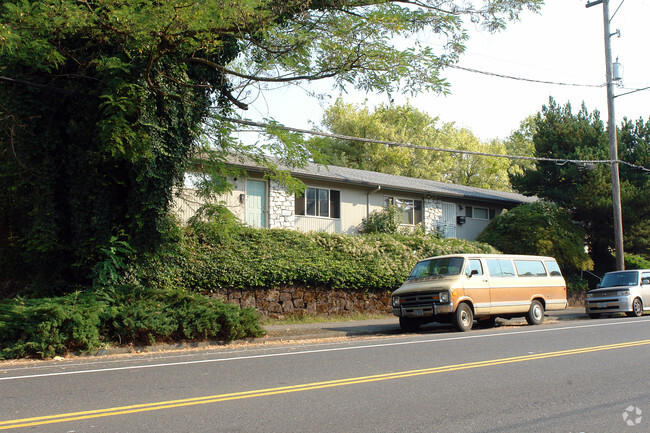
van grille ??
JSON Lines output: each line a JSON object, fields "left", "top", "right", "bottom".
{"left": 399, "top": 292, "right": 440, "bottom": 307}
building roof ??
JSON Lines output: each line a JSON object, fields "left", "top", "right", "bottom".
{"left": 230, "top": 158, "right": 536, "bottom": 207}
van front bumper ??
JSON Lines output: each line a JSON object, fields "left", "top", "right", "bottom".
{"left": 392, "top": 302, "right": 453, "bottom": 318}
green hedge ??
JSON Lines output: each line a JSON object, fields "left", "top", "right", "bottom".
{"left": 0, "top": 286, "right": 264, "bottom": 360}
{"left": 138, "top": 223, "right": 498, "bottom": 293}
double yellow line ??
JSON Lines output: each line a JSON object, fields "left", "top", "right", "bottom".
{"left": 2, "top": 339, "right": 650, "bottom": 430}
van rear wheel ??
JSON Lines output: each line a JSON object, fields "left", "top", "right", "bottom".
{"left": 453, "top": 303, "right": 473, "bottom": 332}
{"left": 526, "top": 300, "right": 544, "bottom": 325}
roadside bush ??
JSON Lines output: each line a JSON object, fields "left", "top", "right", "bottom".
{"left": 0, "top": 286, "right": 264, "bottom": 360}
{"left": 0, "top": 292, "right": 106, "bottom": 359}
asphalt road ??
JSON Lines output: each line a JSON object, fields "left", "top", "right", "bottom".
{"left": 2, "top": 315, "right": 650, "bottom": 432}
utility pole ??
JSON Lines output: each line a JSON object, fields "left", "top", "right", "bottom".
{"left": 586, "top": 0, "right": 625, "bottom": 270}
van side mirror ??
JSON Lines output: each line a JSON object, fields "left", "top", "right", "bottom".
{"left": 642, "top": 278, "right": 650, "bottom": 285}
{"left": 469, "top": 270, "right": 479, "bottom": 277}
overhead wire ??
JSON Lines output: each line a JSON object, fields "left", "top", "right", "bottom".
{"left": 220, "top": 116, "right": 650, "bottom": 174}
{"left": 447, "top": 65, "right": 605, "bottom": 88}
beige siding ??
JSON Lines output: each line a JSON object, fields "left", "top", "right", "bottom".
{"left": 172, "top": 176, "right": 248, "bottom": 224}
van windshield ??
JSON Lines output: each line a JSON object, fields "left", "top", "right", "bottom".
{"left": 600, "top": 271, "right": 638, "bottom": 288}
{"left": 408, "top": 257, "right": 464, "bottom": 279}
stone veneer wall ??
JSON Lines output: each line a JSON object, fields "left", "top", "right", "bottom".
{"left": 423, "top": 197, "right": 442, "bottom": 234}
{"left": 269, "top": 180, "right": 295, "bottom": 229}
{"left": 211, "top": 287, "right": 392, "bottom": 318}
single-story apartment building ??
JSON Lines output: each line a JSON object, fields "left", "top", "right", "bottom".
{"left": 174, "top": 158, "right": 536, "bottom": 241}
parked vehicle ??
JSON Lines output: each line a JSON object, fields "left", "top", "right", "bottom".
{"left": 391, "top": 254, "right": 568, "bottom": 332}
{"left": 585, "top": 269, "right": 650, "bottom": 318}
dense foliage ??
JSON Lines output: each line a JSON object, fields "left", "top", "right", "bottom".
{"left": 312, "top": 99, "right": 513, "bottom": 191}
{"left": 510, "top": 99, "right": 650, "bottom": 270}
{"left": 0, "top": 0, "right": 542, "bottom": 291}
{"left": 476, "top": 202, "right": 593, "bottom": 271}
{"left": 138, "top": 211, "right": 498, "bottom": 293}
{"left": 0, "top": 286, "right": 264, "bottom": 360}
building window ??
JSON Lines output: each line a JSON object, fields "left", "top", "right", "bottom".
{"left": 295, "top": 187, "right": 340, "bottom": 218}
{"left": 384, "top": 196, "right": 423, "bottom": 225}
{"left": 466, "top": 206, "right": 496, "bottom": 220}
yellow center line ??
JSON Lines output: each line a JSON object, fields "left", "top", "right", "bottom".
{"left": 2, "top": 339, "right": 650, "bottom": 430}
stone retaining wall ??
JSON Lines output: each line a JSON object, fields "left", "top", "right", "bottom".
{"left": 211, "top": 287, "right": 392, "bottom": 319}
{"left": 212, "top": 287, "right": 586, "bottom": 318}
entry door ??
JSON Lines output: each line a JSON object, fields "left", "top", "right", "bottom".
{"left": 440, "top": 202, "right": 457, "bottom": 238}
{"left": 246, "top": 180, "right": 266, "bottom": 228}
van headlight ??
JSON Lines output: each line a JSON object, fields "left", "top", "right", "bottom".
{"left": 392, "top": 296, "right": 400, "bottom": 307}
{"left": 439, "top": 292, "right": 450, "bottom": 303}
{"left": 586, "top": 293, "right": 593, "bottom": 298}
{"left": 617, "top": 290, "right": 630, "bottom": 296}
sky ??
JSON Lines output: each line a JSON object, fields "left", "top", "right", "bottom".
{"left": 237, "top": 0, "right": 649, "bottom": 142}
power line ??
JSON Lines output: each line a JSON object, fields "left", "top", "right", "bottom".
{"left": 221, "top": 116, "right": 650, "bottom": 173}
{"left": 448, "top": 65, "right": 605, "bottom": 88}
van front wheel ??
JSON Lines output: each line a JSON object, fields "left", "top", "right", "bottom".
{"left": 453, "top": 303, "right": 473, "bottom": 332}
{"left": 526, "top": 300, "right": 544, "bottom": 325}
{"left": 399, "top": 317, "right": 420, "bottom": 332}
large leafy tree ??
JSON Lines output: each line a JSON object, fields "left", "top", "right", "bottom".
{"left": 0, "top": 0, "right": 542, "bottom": 289}
{"left": 312, "top": 99, "right": 513, "bottom": 190}
{"left": 510, "top": 98, "right": 650, "bottom": 270}
{"left": 476, "top": 202, "right": 593, "bottom": 271}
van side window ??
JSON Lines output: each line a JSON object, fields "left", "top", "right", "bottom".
{"left": 514, "top": 260, "right": 547, "bottom": 277}
{"left": 499, "top": 260, "right": 515, "bottom": 277}
{"left": 465, "top": 259, "right": 483, "bottom": 276}
{"left": 486, "top": 259, "right": 515, "bottom": 277}
{"left": 544, "top": 260, "right": 563, "bottom": 277}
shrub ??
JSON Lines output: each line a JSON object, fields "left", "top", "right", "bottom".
{"left": 359, "top": 205, "right": 402, "bottom": 234}
{"left": 0, "top": 292, "right": 106, "bottom": 359}
{"left": 0, "top": 286, "right": 264, "bottom": 360}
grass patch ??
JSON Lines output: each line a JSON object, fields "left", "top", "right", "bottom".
{"left": 261, "top": 312, "right": 394, "bottom": 326}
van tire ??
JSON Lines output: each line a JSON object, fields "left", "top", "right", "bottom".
{"left": 453, "top": 303, "right": 473, "bottom": 332}
{"left": 399, "top": 317, "right": 420, "bottom": 332}
{"left": 526, "top": 300, "right": 544, "bottom": 325}
{"left": 626, "top": 298, "right": 643, "bottom": 317}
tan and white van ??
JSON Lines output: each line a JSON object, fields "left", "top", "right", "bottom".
{"left": 391, "top": 254, "right": 567, "bottom": 332}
